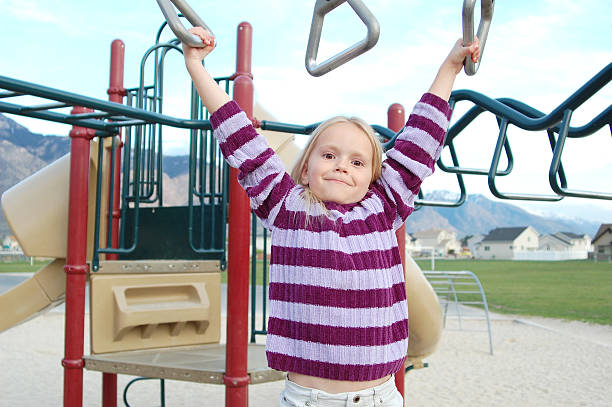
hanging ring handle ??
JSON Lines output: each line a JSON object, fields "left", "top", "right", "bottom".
{"left": 305, "top": 0, "right": 380, "bottom": 77}
{"left": 462, "top": 0, "right": 494, "bottom": 76}
{"left": 155, "top": 0, "right": 214, "bottom": 47}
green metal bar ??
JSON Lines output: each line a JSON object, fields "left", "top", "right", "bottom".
{"left": 260, "top": 119, "right": 319, "bottom": 135}
{"left": 0, "top": 75, "right": 213, "bottom": 130}
{"left": 546, "top": 129, "right": 568, "bottom": 190}
{"left": 250, "top": 212, "right": 258, "bottom": 343}
{"left": 0, "top": 100, "right": 114, "bottom": 133}
{"left": 449, "top": 62, "right": 611, "bottom": 132}
{"left": 92, "top": 140, "right": 105, "bottom": 271}
{"left": 106, "top": 136, "right": 118, "bottom": 250}
{"left": 122, "top": 377, "right": 165, "bottom": 407}
{"left": 549, "top": 109, "right": 612, "bottom": 199}
{"left": 64, "top": 112, "right": 112, "bottom": 121}
{"left": 488, "top": 118, "right": 563, "bottom": 201}
{"left": 0, "top": 90, "right": 22, "bottom": 98}
{"left": 20, "top": 102, "right": 72, "bottom": 111}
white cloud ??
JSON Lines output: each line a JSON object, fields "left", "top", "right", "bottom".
{"left": 4, "top": 0, "right": 67, "bottom": 25}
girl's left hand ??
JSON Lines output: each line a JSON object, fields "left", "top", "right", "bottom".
{"left": 445, "top": 37, "right": 481, "bottom": 75}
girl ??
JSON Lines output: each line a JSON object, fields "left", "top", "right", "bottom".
{"left": 184, "top": 27, "right": 480, "bottom": 407}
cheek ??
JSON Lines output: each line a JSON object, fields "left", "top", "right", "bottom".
{"left": 358, "top": 172, "right": 373, "bottom": 188}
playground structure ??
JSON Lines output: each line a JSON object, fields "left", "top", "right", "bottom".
{"left": 0, "top": 1, "right": 611, "bottom": 407}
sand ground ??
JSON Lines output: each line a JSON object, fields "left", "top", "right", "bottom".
{"left": 1, "top": 309, "right": 611, "bottom": 407}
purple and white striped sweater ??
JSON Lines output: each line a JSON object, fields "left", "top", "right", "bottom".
{"left": 210, "top": 93, "right": 452, "bottom": 381}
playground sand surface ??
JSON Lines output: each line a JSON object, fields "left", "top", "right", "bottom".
{"left": 1, "top": 311, "right": 611, "bottom": 407}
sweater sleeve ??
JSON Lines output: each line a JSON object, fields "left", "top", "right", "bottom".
{"left": 373, "top": 93, "right": 452, "bottom": 230}
{"left": 210, "top": 101, "right": 296, "bottom": 228}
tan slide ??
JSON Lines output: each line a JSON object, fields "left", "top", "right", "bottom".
{"left": 0, "top": 155, "right": 72, "bottom": 332}
{"left": 1, "top": 143, "right": 103, "bottom": 333}
{"left": 405, "top": 255, "right": 443, "bottom": 360}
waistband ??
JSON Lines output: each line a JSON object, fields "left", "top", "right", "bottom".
{"left": 284, "top": 375, "right": 398, "bottom": 403}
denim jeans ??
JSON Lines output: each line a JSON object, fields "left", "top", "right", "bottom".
{"left": 279, "top": 376, "right": 403, "bottom": 407}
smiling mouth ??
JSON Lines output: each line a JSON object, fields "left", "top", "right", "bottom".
{"left": 326, "top": 178, "right": 351, "bottom": 186}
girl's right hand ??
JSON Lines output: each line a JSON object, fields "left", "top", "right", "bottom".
{"left": 183, "top": 26, "right": 215, "bottom": 65}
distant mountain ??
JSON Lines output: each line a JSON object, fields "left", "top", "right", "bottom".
{"left": 0, "top": 113, "right": 605, "bottom": 241}
{"left": 406, "top": 191, "right": 601, "bottom": 238}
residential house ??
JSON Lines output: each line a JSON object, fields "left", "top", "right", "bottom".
{"left": 405, "top": 233, "right": 423, "bottom": 256}
{"left": 474, "top": 226, "right": 539, "bottom": 260}
{"left": 411, "top": 228, "right": 461, "bottom": 257}
{"left": 465, "top": 234, "right": 484, "bottom": 258}
{"left": 556, "top": 232, "right": 592, "bottom": 252}
{"left": 538, "top": 231, "right": 591, "bottom": 260}
{"left": 592, "top": 224, "right": 612, "bottom": 261}
{"left": 2, "top": 235, "right": 21, "bottom": 251}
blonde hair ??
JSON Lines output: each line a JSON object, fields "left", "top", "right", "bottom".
{"left": 290, "top": 116, "right": 383, "bottom": 207}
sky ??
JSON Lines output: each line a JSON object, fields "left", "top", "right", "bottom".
{"left": 1, "top": 0, "right": 611, "bottom": 223}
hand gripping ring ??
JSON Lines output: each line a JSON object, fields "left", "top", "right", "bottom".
{"left": 155, "top": 0, "right": 214, "bottom": 48}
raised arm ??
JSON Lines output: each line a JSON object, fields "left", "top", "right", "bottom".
{"left": 428, "top": 37, "right": 481, "bottom": 101}
{"left": 183, "top": 27, "right": 231, "bottom": 114}
{"left": 374, "top": 38, "right": 480, "bottom": 229}
{"left": 182, "top": 27, "right": 295, "bottom": 229}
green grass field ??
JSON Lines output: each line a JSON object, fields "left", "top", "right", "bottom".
{"left": 2, "top": 258, "right": 611, "bottom": 325}
{"left": 0, "top": 259, "right": 52, "bottom": 273}
{"left": 414, "top": 259, "right": 612, "bottom": 326}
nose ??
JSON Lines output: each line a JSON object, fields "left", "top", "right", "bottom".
{"left": 335, "top": 160, "right": 348, "bottom": 172}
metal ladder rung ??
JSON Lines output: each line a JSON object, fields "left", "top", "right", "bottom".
{"left": 65, "top": 112, "right": 111, "bottom": 121}
{"left": 20, "top": 102, "right": 72, "bottom": 112}
{"left": 0, "top": 90, "right": 22, "bottom": 98}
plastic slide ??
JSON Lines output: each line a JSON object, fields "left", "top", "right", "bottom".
{"left": 1, "top": 146, "right": 101, "bottom": 333}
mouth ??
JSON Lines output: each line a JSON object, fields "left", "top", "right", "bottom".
{"left": 325, "top": 178, "right": 351, "bottom": 186}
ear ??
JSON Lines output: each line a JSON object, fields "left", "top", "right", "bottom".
{"left": 300, "top": 164, "right": 309, "bottom": 186}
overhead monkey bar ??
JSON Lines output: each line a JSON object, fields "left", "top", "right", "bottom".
{"left": 305, "top": 0, "right": 380, "bottom": 76}
{"left": 443, "top": 62, "right": 612, "bottom": 202}
{"left": 462, "top": 0, "right": 494, "bottom": 75}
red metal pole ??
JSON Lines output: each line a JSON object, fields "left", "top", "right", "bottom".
{"left": 63, "top": 106, "right": 94, "bottom": 407}
{"left": 101, "top": 38, "right": 126, "bottom": 407}
{"left": 224, "top": 21, "right": 253, "bottom": 407}
{"left": 107, "top": 39, "right": 126, "bottom": 258}
{"left": 388, "top": 103, "right": 407, "bottom": 402}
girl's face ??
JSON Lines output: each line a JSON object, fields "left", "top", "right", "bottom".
{"left": 300, "top": 122, "right": 374, "bottom": 204}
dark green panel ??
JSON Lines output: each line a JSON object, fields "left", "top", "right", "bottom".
{"left": 120, "top": 205, "right": 224, "bottom": 260}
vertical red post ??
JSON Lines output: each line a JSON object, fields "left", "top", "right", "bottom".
{"left": 63, "top": 107, "right": 94, "bottom": 407}
{"left": 224, "top": 21, "right": 253, "bottom": 407}
{"left": 388, "top": 103, "right": 407, "bottom": 401}
{"left": 101, "top": 38, "right": 126, "bottom": 407}
{"left": 107, "top": 39, "right": 126, "bottom": 257}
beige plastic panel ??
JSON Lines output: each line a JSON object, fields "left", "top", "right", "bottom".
{"left": 95, "top": 259, "right": 220, "bottom": 274}
{"left": 255, "top": 103, "right": 301, "bottom": 172}
{"left": 0, "top": 259, "right": 66, "bottom": 332}
{"left": 84, "top": 343, "right": 285, "bottom": 385}
{"left": 91, "top": 273, "right": 221, "bottom": 354}
{"left": 0, "top": 139, "right": 109, "bottom": 259}
{"left": 405, "top": 255, "right": 443, "bottom": 359}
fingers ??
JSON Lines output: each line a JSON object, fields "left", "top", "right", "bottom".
{"left": 188, "top": 27, "right": 215, "bottom": 47}
{"left": 464, "top": 36, "right": 480, "bottom": 63}
{"left": 470, "top": 36, "right": 481, "bottom": 63}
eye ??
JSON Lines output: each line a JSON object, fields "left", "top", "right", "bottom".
{"left": 323, "top": 152, "right": 335, "bottom": 159}
{"left": 352, "top": 159, "right": 364, "bottom": 167}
